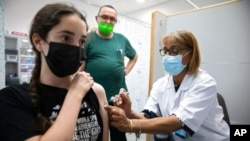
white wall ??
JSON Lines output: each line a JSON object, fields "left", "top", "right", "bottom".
{"left": 0, "top": 0, "right": 5, "bottom": 88}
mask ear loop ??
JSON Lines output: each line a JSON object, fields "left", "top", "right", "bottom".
{"left": 38, "top": 38, "right": 50, "bottom": 57}
{"left": 182, "top": 50, "right": 192, "bottom": 57}
{"left": 41, "top": 40, "right": 50, "bottom": 57}
{"left": 182, "top": 50, "right": 192, "bottom": 66}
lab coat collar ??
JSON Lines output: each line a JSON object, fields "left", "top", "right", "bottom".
{"left": 166, "top": 73, "right": 196, "bottom": 91}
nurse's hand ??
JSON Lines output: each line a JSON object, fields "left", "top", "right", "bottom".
{"left": 113, "top": 88, "right": 132, "bottom": 117}
{"left": 104, "top": 105, "right": 130, "bottom": 132}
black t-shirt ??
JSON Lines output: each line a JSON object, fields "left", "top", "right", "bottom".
{"left": 0, "top": 83, "right": 103, "bottom": 141}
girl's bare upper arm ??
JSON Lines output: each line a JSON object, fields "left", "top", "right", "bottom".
{"left": 92, "top": 82, "right": 109, "bottom": 141}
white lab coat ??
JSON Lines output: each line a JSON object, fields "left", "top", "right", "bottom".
{"left": 144, "top": 68, "right": 229, "bottom": 141}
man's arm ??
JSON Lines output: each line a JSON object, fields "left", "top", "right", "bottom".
{"left": 125, "top": 54, "right": 138, "bottom": 75}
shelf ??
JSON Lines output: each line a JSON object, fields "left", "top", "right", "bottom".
{"left": 6, "top": 61, "right": 18, "bottom": 63}
{"left": 20, "top": 55, "right": 35, "bottom": 57}
{"left": 20, "top": 56, "right": 34, "bottom": 64}
{"left": 5, "top": 48, "right": 18, "bottom": 52}
{"left": 20, "top": 64, "right": 34, "bottom": 65}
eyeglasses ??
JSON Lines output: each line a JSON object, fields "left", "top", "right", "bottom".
{"left": 98, "top": 15, "right": 117, "bottom": 23}
{"left": 159, "top": 47, "right": 190, "bottom": 56}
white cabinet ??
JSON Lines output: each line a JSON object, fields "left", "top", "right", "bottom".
{"left": 4, "top": 34, "right": 34, "bottom": 86}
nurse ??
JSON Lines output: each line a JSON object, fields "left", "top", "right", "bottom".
{"left": 105, "top": 30, "right": 229, "bottom": 141}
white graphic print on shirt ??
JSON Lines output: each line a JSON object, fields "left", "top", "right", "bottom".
{"left": 49, "top": 101, "right": 101, "bottom": 141}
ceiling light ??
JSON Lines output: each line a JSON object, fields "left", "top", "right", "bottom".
{"left": 137, "top": 0, "right": 145, "bottom": 3}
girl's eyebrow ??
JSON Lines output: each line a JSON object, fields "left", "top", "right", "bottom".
{"left": 57, "top": 30, "right": 74, "bottom": 35}
{"left": 57, "top": 30, "right": 86, "bottom": 38}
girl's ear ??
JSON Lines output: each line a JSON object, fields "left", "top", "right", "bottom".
{"left": 32, "top": 33, "right": 43, "bottom": 52}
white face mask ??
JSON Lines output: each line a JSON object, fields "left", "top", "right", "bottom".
{"left": 162, "top": 51, "right": 190, "bottom": 76}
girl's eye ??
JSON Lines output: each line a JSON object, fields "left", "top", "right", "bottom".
{"left": 61, "top": 36, "right": 70, "bottom": 42}
{"left": 60, "top": 35, "right": 85, "bottom": 47}
{"left": 79, "top": 39, "right": 85, "bottom": 47}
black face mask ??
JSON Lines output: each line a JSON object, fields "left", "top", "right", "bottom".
{"left": 44, "top": 42, "right": 87, "bottom": 77}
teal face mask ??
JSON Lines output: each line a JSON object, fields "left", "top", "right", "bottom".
{"left": 98, "top": 22, "right": 114, "bottom": 35}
